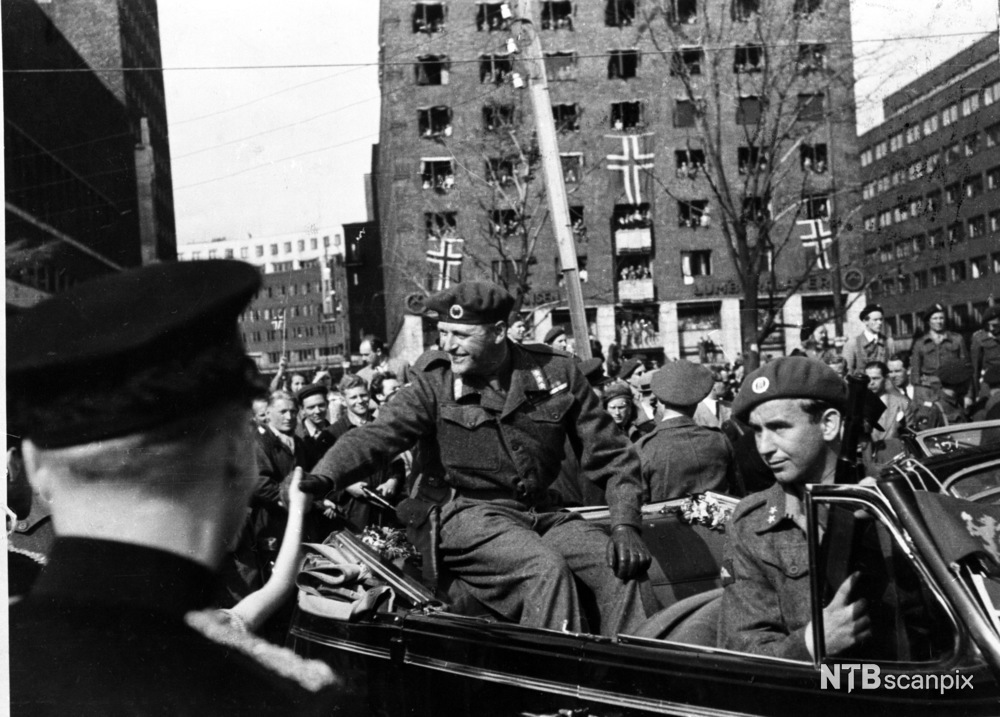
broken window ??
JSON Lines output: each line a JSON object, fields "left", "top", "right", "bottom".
{"left": 667, "top": 0, "right": 698, "bottom": 24}
{"left": 418, "top": 106, "right": 453, "bottom": 138}
{"left": 561, "top": 153, "right": 584, "bottom": 183}
{"left": 415, "top": 55, "right": 450, "bottom": 85}
{"left": 800, "top": 143, "right": 827, "bottom": 172}
{"left": 734, "top": 44, "right": 763, "bottom": 73}
{"left": 671, "top": 47, "right": 703, "bottom": 76}
{"left": 731, "top": 0, "right": 759, "bottom": 20}
{"left": 475, "top": 2, "right": 506, "bottom": 31}
{"left": 610, "top": 101, "right": 643, "bottom": 130}
{"left": 793, "top": 0, "right": 821, "bottom": 15}
{"left": 412, "top": 1, "right": 447, "bottom": 33}
{"left": 797, "top": 43, "right": 826, "bottom": 73}
{"left": 541, "top": 1, "right": 574, "bottom": 29}
{"left": 545, "top": 51, "right": 578, "bottom": 81}
{"left": 797, "top": 93, "right": 824, "bottom": 121}
{"left": 425, "top": 212, "right": 458, "bottom": 239}
{"left": 482, "top": 103, "right": 516, "bottom": 131}
{"left": 736, "top": 96, "right": 763, "bottom": 125}
{"left": 675, "top": 99, "right": 698, "bottom": 127}
{"left": 605, "top": 0, "right": 636, "bottom": 26}
{"left": 479, "top": 53, "right": 513, "bottom": 84}
{"left": 675, "top": 148, "right": 706, "bottom": 177}
{"left": 490, "top": 209, "right": 521, "bottom": 238}
{"left": 420, "top": 158, "right": 455, "bottom": 192}
{"left": 608, "top": 49, "right": 640, "bottom": 79}
{"left": 552, "top": 103, "right": 580, "bottom": 132}
{"left": 802, "top": 194, "right": 830, "bottom": 220}
{"left": 678, "top": 199, "right": 710, "bottom": 228}
{"left": 486, "top": 156, "right": 517, "bottom": 186}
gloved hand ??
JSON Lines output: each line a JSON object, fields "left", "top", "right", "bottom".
{"left": 606, "top": 524, "right": 651, "bottom": 580}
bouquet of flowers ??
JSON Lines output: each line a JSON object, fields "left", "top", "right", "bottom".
{"left": 677, "top": 493, "right": 736, "bottom": 532}
{"left": 360, "top": 526, "right": 420, "bottom": 562}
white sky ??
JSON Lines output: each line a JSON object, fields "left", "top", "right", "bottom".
{"left": 159, "top": 1, "right": 998, "bottom": 246}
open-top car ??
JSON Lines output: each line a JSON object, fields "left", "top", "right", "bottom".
{"left": 289, "top": 422, "right": 1000, "bottom": 716}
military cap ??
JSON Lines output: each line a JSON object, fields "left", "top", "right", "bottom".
{"left": 602, "top": 381, "right": 633, "bottom": 405}
{"left": 983, "top": 306, "right": 1000, "bottom": 324}
{"left": 617, "top": 357, "right": 644, "bottom": 380}
{"left": 984, "top": 366, "right": 1000, "bottom": 387}
{"left": 859, "top": 304, "right": 883, "bottom": 321}
{"left": 651, "top": 360, "right": 714, "bottom": 406}
{"left": 544, "top": 326, "right": 567, "bottom": 345}
{"left": 937, "top": 360, "right": 972, "bottom": 387}
{"left": 924, "top": 303, "right": 946, "bottom": 320}
{"left": 580, "top": 357, "right": 611, "bottom": 386}
{"left": 732, "top": 356, "right": 847, "bottom": 421}
{"left": 422, "top": 281, "right": 514, "bottom": 325}
{"left": 8, "top": 260, "right": 264, "bottom": 448}
{"left": 296, "top": 383, "right": 328, "bottom": 403}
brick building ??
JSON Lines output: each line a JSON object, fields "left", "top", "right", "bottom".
{"left": 858, "top": 34, "right": 1000, "bottom": 347}
{"left": 375, "top": 0, "right": 862, "bottom": 364}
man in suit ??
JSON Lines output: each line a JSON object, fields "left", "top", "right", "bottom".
{"left": 8, "top": 261, "right": 337, "bottom": 716}
{"left": 864, "top": 360, "right": 910, "bottom": 464}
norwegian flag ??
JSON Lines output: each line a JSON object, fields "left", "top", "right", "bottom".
{"left": 797, "top": 218, "right": 833, "bottom": 270}
{"left": 426, "top": 236, "right": 464, "bottom": 291}
{"left": 606, "top": 133, "right": 655, "bottom": 205}
{"left": 270, "top": 309, "right": 285, "bottom": 331}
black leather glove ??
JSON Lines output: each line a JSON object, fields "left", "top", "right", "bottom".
{"left": 606, "top": 524, "right": 652, "bottom": 580}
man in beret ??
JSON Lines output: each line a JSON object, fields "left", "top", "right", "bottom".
{"left": 295, "top": 384, "right": 336, "bottom": 470}
{"left": 718, "top": 356, "right": 871, "bottom": 659}
{"left": 544, "top": 325, "right": 570, "bottom": 352}
{"left": 636, "top": 362, "right": 736, "bottom": 502}
{"left": 842, "top": 304, "right": 896, "bottom": 374}
{"left": 311, "top": 281, "right": 653, "bottom": 635}
{"left": 910, "top": 303, "right": 968, "bottom": 403}
{"left": 971, "top": 306, "right": 1000, "bottom": 401}
{"left": 8, "top": 261, "right": 337, "bottom": 715}
{"left": 933, "top": 359, "right": 972, "bottom": 425}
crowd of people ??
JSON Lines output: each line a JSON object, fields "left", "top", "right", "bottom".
{"left": 7, "top": 262, "right": 999, "bottom": 714}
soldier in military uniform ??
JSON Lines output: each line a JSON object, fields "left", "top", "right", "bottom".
{"left": 971, "top": 306, "right": 1000, "bottom": 401}
{"left": 8, "top": 261, "right": 338, "bottom": 716}
{"left": 934, "top": 359, "right": 973, "bottom": 425}
{"left": 310, "top": 282, "right": 653, "bottom": 636}
{"left": 718, "top": 357, "right": 871, "bottom": 659}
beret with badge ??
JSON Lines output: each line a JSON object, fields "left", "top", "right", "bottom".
{"left": 8, "top": 260, "right": 264, "bottom": 448}
{"left": 732, "top": 356, "right": 847, "bottom": 421}
{"left": 651, "top": 360, "right": 714, "bottom": 407}
{"left": 422, "top": 281, "right": 515, "bottom": 325}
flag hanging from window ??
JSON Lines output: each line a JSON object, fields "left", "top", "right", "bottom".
{"left": 606, "top": 133, "right": 655, "bottom": 206}
{"left": 797, "top": 218, "right": 832, "bottom": 270}
{"left": 271, "top": 309, "right": 285, "bottom": 331}
{"left": 427, "top": 236, "right": 464, "bottom": 291}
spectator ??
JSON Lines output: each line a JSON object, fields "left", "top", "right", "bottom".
{"left": 357, "top": 335, "right": 410, "bottom": 387}
{"left": 910, "top": 304, "right": 968, "bottom": 403}
{"left": 544, "top": 326, "right": 570, "bottom": 353}
{"left": 843, "top": 304, "right": 896, "bottom": 374}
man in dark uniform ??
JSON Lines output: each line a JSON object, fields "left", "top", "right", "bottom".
{"left": 310, "top": 282, "right": 652, "bottom": 636}
{"left": 971, "top": 306, "right": 1000, "bottom": 402}
{"left": 636, "top": 361, "right": 736, "bottom": 501}
{"left": 718, "top": 357, "right": 871, "bottom": 659}
{"left": 8, "top": 261, "right": 338, "bottom": 716}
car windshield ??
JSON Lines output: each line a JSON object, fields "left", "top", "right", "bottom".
{"left": 916, "top": 421, "right": 1000, "bottom": 457}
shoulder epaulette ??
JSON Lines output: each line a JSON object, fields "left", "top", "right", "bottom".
{"left": 185, "top": 609, "right": 338, "bottom": 692}
{"left": 730, "top": 490, "right": 770, "bottom": 524}
{"left": 412, "top": 349, "right": 451, "bottom": 373}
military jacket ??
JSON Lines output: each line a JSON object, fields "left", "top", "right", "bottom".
{"left": 719, "top": 482, "right": 813, "bottom": 661}
{"left": 910, "top": 331, "right": 967, "bottom": 385}
{"left": 971, "top": 329, "right": 1000, "bottom": 399}
{"left": 10, "top": 538, "right": 338, "bottom": 716}
{"left": 312, "top": 342, "right": 643, "bottom": 529}
{"left": 636, "top": 415, "right": 734, "bottom": 502}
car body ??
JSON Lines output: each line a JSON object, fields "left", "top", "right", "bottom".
{"left": 290, "top": 422, "right": 1000, "bottom": 716}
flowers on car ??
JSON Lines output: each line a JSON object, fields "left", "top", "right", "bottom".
{"left": 677, "top": 493, "right": 736, "bottom": 532}
{"left": 360, "top": 526, "right": 420, "bottom": 562}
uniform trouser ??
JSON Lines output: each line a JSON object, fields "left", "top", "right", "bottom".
{"left": 439, "top": 498, "right": 651, "bottom": 636}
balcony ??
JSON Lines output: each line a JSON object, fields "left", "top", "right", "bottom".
{"left": 615, "top": 227, "right": 652, "bottom": 253}
{"left": 618, "top": 278, "right": 654, "bottom": 302}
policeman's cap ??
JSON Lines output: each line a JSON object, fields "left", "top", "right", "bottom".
{"left": 423, "top": 281, "right": 515, "bottom": 325}
{"left": 8, "top": 260, "right": 264, "bottom": 448}
{"left": 297, "top": 384, "right": 329, "bottom": 403}
{"left": 651, "top": 360, "right": 714, "bottom": 407}
{"left": 859, "top": 304, "right": 884, "bottom": 321}
{"left": 938, "top": 360, "right": 972, "bottom": 387}
{"left": 732, "top": 356, "right": 846, "bottom": 421}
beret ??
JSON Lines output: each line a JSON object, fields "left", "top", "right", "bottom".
{"left": 732, "top": 356, "right": 847, "bottom": 421}
{"left": 651, "top": 360, "right": 714, "bottom": 406}
{"left": 296, "top": 384, "right": 329, "bottom": 403}
{"left": 983, "top": 306, "right": 1000, "bottom": 324}
{"left": 938, "top": 360, "right": 972, "bottom": 386}
{"left": 8, "top": 260, "right": 264, "bottom": 448}
{"left": 617, "top": 357, "right": 644, "bottom": 380}
{"left": 423, "top": 281, "right": 515, "bottom": 325}
{"left": 602, "top": 381, "right": 633, "bottom": 404}
{"left": 859, "top": 304, "right": 883, "bottom": 321}
{"left": 544, "top": 326, "right": 567, "bottom": 345}
{"left": 984, "top": 366, "right": 1000, "bottom": 386}
{"left": 580, "top": 357, "right": 610, "bottom": 386}
{"left": 924, "top": 303, "right": 946, "bottom": 320}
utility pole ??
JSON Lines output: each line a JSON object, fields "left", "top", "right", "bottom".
{"left": 511, "top": 0, "right": 591, "bottom": 359}
{"left": 134, "top": 117, "right": 157, "bottom": 265}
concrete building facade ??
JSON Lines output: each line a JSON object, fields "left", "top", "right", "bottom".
{"left": 858, "top": 34, "right": 1000, "bottom": 346}
{"left": 375, "top": 0, "right": 862, "bottom": 365}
